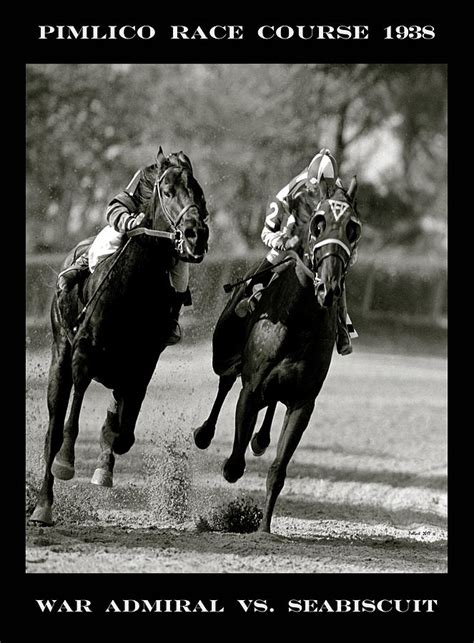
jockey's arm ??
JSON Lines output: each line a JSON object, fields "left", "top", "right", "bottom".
{"left": 106, "top": 167, "right": 147, "bottom": 233}
{"left": 261, "top": 198, "right": 287, "bottom": 250}
{"left": 261, "top": 198, "right": 298, "bottom": 251}
{"left": 106, "top": 193, "right": 141, "bottom": 233}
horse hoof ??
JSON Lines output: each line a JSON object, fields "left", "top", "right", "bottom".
{"left": 91, "top": 468, "right": 113, "bottom": 488}
{"left": 30, "top": 505, "right": 53, "bottom": 526}
{"left": 193, "top": 424, "right": 214, "bottom": 450}
{"left": 51, "top": 457, "right": 75, "bottom": 480}
{"left": 251, "top": 434, "right": 268, "bottom": 457}
{"left": 222, "top": 458, "right": 245, "bottom": 483}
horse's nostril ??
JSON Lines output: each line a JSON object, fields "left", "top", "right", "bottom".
{"left": 184, "top": 228, "right": 197, "bottom": 240}
{"left": 324, "top": 290, "right": 334, "bottom": 307}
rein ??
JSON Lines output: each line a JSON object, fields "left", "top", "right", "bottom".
{"left": 222, "top": 250, "right": 314, "bottom": 293}
{"left": 127, "top": 227, "right": 176, "bottom": 240}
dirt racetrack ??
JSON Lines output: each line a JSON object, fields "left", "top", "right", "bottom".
{"left": 26, "top": 340, "right": 447, "bottom": 574}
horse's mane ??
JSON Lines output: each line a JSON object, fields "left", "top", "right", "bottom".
{"left": 133, "top": 153, "right": 191, "bottom": 216}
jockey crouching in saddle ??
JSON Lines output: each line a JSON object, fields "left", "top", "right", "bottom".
{"left": 56, "top": 164, "right": 191, "bottom": 345}
{"left": 235, "top": 148, "right": 357, "bottom": 355}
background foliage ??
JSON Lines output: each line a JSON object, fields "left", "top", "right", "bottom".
{"left": 26, "top": 63, "right": 447, "bottom": 261}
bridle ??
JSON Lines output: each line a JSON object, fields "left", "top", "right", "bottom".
{"left": 306, "top": 201, "right": 356, "bottom": 291}
{"left": 155, "top": 166, "right": 202, "bottom": 229}
{"left": 127, "top": 165, "right": 204, "bottom": 258}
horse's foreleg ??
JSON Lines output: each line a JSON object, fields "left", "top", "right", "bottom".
{"left": 222, "top": 386, "right": 259, "bottom": 483}
{"left": 193, "top": 374, "right": 236, "bottom": 449}
{"left": 91, "top": 392, "right": 120, "bottom": 488}
{"left": 259, "top": 400, "right": 315, "bottom": 533}
{"left": 251, "top": 401, "right": 277, "bottom": 456}
{"left": 51, "top": 372, "right": 90, "bottom": 481}
{"left": 30, "top": 342, "right": 72, "bottom": 525}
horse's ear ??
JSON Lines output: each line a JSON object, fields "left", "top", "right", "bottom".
{"left": 178, "top": 151, "right": 193, "bottom": 173}
{"left": 347, "top": 175, "right": 358, "bottom": 201}
{"left": 156, "top": 146, "right": 166, "bottom": 167}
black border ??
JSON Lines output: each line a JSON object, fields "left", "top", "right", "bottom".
{"left": 11, "top": 7, "right": 459, "bottom": 640}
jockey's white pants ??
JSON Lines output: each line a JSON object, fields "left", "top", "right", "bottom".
{"left": 88, "top": 225, "right": 189, "bottom": 292}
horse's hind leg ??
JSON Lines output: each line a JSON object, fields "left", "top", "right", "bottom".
{"left": 111, "top": 389, "right": 147, "bottom": 455}
{"left": 30, "top": 342, "right": 73, "bottom": 525}
{"left": 251, "top": 401, "right": 277, "bottom": 456}
{"left": 91, "top": 392, "right": 120, "bottom": 487}
{"left": 193, "top": 374, "right": 236, "bottom": 449}
{"left": 223, "top": 386, "right": 259, "bottom": 483}
{"left": 259, "top": 400, "right": 315, "bottom": 533}
{"left": 51, "top": 358, "right": 91, "bottom": 481}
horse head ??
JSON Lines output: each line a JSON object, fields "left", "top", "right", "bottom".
{"left": 298, "top": 176, "right": 361, "bottom": 308}
{"left": 143, "top": 146, "right": 209, "bottom": 263}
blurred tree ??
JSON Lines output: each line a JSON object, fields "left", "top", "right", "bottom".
{"left": 26, "top": 63, "right": 447, "bottom": 257}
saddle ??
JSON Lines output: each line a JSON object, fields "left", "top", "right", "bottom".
{"left": 212, "top": 257, "right": 293, "bottom": 377}
{"left": 71, "top": 236, "right": 95, "bottom": 262}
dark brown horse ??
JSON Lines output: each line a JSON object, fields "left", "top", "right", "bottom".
{"left": 193, "top": 176, "right": 361, "bottom": 533}
{"left": 31, "top": 148, "right": 209, "bottom": 525}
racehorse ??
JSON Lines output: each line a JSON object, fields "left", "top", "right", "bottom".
{"left": 193, "top": 176, "right": 361, "bottom": 533}
{"left": 30, "top": 148, "right": 209, "bottom": 525}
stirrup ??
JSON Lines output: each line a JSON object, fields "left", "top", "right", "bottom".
{"left": 235, "top": 297, "right": 251, "bottom": 318}
{"left": 166, "top": 322, "right": 182, "bottom": 346}
{"left": 235, "top": 284, "right": 265, "bottom": 318}
{"left": 337, "top": 340, "right": 353, "bottom": 356}
{"left": 57, "top": 254, "right": 90, "bottom": 292}
{"left": 336, "top": 330, "right": 353, "bottom": 356}
{"left": 57, "top": 268, "right": 83, "bottom": 293}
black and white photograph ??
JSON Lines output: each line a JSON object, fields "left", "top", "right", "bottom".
{"left": 8, "top": 11, "right": 458, "bottom": 638}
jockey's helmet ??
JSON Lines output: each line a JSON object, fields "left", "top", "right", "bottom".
{"left": 307, "top": 148, "right": 338, "bottom": 188}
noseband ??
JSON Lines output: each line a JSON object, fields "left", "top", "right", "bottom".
{"left": 312, "top": 238, "right": 351, "bottom": 272}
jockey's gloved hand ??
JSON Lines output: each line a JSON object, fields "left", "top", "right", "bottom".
{"left": 272, "top": 232, "right": 299, "bottom": 251}
{"left": 126, "top": 212, "right": 146, "bottom": 230}
{"left": 270, "top": 232, "right": 286, "bottom": 251}
{"left": 283, "top": 234, "right": 299, "bottom": 250}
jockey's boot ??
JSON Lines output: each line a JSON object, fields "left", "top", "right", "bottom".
{"left": 336, "top": 288, "right": 353, "bottom": 356}
{"left": 166, "top": 289, "right": 192, "bottom": 346}
{"left": 57, "top": 253, "right": 90, "bottom": 292}
{"left": 235, "top": 259, "right": 274, "bottom": 318}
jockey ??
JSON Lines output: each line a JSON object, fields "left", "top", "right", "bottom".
{"left": 235, "top": 148, "right": 356, "bottom": 355}
{"left": 57, "top": 165, "right": 190, "bottom": 345}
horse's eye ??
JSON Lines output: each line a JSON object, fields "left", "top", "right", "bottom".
{"left": 162, "top": 184, "right": 174, "bottom": 198}
{"left": 346, "top": 220, "right": 361, "bottom": 244}
{"left": 310, "top": 214, "right": 326, "bottom": 238}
